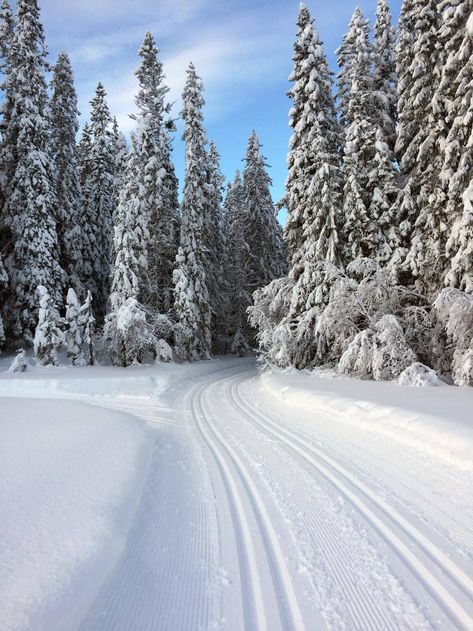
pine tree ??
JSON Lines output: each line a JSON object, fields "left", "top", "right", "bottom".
{"left": 109, "top": 136, "right": 149, "bottom": 312}
{"left": 401, "top": 1, "right": 445, "bottom": 297}
{"left": 78, "top": 122, "right": 101, "bottom": 302}
{"left": 0, "top": 251, "right": 7, "bottom": 348}
{"left": 224, "top": 172, "right": 252, "bottom": 354}
{"left": 2, "top": 0, "right": 64, "bottom": 342}
{"left": 50, "top": 52, "right": 84, "bottom": 297}
{"left": 286, "top": 4, "right": 342, "bottom": 272}
{"left": 79, "top": 290, "right": 95, "bottom": 365}
{"left": 172, "top": 63, "right": 212, "bottom": 360}
{"left": 243, "top": 131, "right": 287, "bottom": 287}
{"left": 341, "top": 9, "right": 379, "bottom": 263}
{"left": 0, "top": 0, "right": 15, "bottom": 222}
{"left": 444, "top": 6, "right": 473, "bottom": 292}
{"left": 372, "top": 0, "right": 397, "bottom": 150}
{"left": 336, "top": 8, "right": 372, "bottom": 130}
{"left": 88, "top": 83, "right": 115, "bottom": 318}
{"left": 135, "top": 32, "right": 179, "bottom": 315}
{"left": 33, "top": 285, "right": 61, "bottom": 366}
{"left": 112, "top": 116, "right": 128, "bottom": 194}
{"left": 205, "top": 140, "right": 225, "bottom": 350}
{"left": 65, "top": 287, "right": 86, "bottom": 365}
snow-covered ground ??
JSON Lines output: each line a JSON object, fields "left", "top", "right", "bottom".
{"left": 1, "top": 356, "right": 472, "bottom": 630}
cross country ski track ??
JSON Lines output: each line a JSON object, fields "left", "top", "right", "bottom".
{"left": 74, "top": 361, "right": 473, "bottom": 630}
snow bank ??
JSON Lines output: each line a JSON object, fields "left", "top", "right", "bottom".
{"left": 261, "top": 368, "right": 473, "bottom": 470}
{"left": 0, "top": 398, "right": 153, "bottom": 631}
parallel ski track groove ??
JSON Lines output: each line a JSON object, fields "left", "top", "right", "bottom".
{"left": 193, "top": 377, "right": 306, "bottom": 631}
{"left": 231, "top": 374, "right": 473, "bottom": 631}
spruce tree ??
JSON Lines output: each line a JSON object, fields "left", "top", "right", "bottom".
{"left": 205, "top": 140, "right": 225, "bottom": 350}
{"left": 33, "top": 285, "right": 61, "bottom": 366}
{"left": 336, "top": 8, "right": 372, "bottom": 130}
{"left": 2, "top": 0, "right": 64, "bottom": 342}
{"left": 286, "top": 4, "right": 342, "bottom": 272}
{"left": 400, "top": 1, "right": 444, "bottom": 296}
{"left": 65, "top": 287, "right": 85, "bottom": 365}
{"left": 135, "top": 32, "right": 179, "bottom": 315}
{"left": 372, "top": 0, "right": 397, "bottom": 150}
{"left": 341, "top": 9, "right": 379, "bottom": 263}
{"left": 88, "top": 83, "right": 115, "bottom": 318}
{"left": 224, "top": 171, "right": 252, "bottom": 354}
{"left": 78, "top": 122, "right": 101, "bottom": 302}
{"left": 50, "top": 52, "right": 84, "bottom": 297}
{"left": 243, "top": 131, "right": 287, "bottom": 291}
{"left": 173, "top": 63, "right": 212, "bottom": 360}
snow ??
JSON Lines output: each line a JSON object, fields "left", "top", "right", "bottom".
{"left": 0, "top": 398, "right": 153, "bottom": 631}
{"left": 1, "top": 356, "right": 473, "bottom": 629}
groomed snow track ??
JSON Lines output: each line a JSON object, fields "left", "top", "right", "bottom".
{"left": 20, "top": 359, "right": 472, "bottom": 631}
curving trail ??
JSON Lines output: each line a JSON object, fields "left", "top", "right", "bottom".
{"left": 78, "top": 359, "right": 473, "bottom": 631}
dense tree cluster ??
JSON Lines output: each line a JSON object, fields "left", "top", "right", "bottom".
{"left": 250, "top": 0, "right": 473, "bottom": 387}
{"left": 0, "top": 0, "right": 284, "bottom": 366}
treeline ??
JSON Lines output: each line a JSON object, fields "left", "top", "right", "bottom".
{"left": 0, "top": 0, "right": 286, "bottom": 367}
{"left": 250, "top": 0, "right": 473, "bottom": 386}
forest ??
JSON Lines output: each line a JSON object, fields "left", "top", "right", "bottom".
{"left": 1, "top": 0, "right": 473, "bottom": 387}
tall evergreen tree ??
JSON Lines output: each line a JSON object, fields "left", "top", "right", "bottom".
{"left": 336, "top": 8, "right": 372, "bottom": 130}
{"left": 1, "top": 0, "right": 64, "bottom": 342}
{"left": 173, "top": 63, "right": 212, "bottom": 360}
{"left": 341, "top": 8, "right": 379, "bottom": 263}
{"left": 50, "top": 52, "right": 83, "bottom": 297}
{"left": 78, "top": 122, "right": 100, "bottom": 303}
{"left": 88, "top": 83, "right": 115, "bottom": 318}
{"left": 205, "top": 139, "right": 225, "bottom": 349}
{"left": 135, "top": 32, "right": 179, "bottom": 315}
{"left": 400, "top": 1, "right": 444, "bottom": 296}
{"left": 372, "top": 0, "right": 397, "bottom": 150}
{"left": 224, "top": 171, "right": 252, "bottom": 354}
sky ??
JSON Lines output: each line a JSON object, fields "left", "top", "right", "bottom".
{"left": 37, "top": 0, "right": 402, "bottom": 208}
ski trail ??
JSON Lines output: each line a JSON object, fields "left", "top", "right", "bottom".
{"left": 230, "top": 374, "right": 473, "bottom": 630}
{"left": 193, "top": 378, "right": 306, "bottom": 631}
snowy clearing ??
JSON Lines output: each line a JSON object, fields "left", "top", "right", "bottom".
{"left": 1, "top": 357, "right": 473, "bottom": 630}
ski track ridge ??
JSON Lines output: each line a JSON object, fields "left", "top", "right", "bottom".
{"left": 230, "top": 373, "right": 473, "bottom": 631}
{"left": 193, "top": 376, "right": 306, "bottom": 631}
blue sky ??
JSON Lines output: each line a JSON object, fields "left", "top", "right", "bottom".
{"left": 38, "top": 0, "right": 402, "bottom": 207}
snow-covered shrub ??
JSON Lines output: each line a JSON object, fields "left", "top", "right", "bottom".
{"left": 103, "top": 298, "right": 156, "bottom": 367}
{"left": 398, "top": 363, "right": 444, "bottom": 387}
{"left": 372, "top": 315, "right": 416, "bottom": 381}
{"left": 231, "top": 326, "right": 252, "bottom": 357}
{"left": 434, "top": 288, "right": 473, "bottom": 386}
{"left": 248, "top": 277, "right": 294, "bottom": 364}
{"left": 8, "top": 349, "right": 28, "bottom": 373}
{"left": 65, "top": 288, "right": 86, "bottom": 366}
{"left": 338, "top": 329, "right": 375, "bottom": 379}
{"left": 156, "top": 339, "right": 173, "bottom": 363}
{"left": 79, "top": 291, "right": 95, "bottom": 366}
{"left": 33, "top": 286, "right": 62, "bottom": 367}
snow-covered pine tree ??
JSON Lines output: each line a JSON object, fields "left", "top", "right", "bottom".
{"left": 78, "top": 122, "right": 101, "bottom": 302}
{"left": 372, "top": 0, "right": 397, "bottom": 150}
{"left": 104, "top": 134, "right": 154, "bottom": 367}
{"left": 0, "top": 0, "right": 15, "bottom": 222}
{"left": 50, "top": 52, "right": 84, "bottom": 297}
{"left": 65, "top": 287, "right": 86, "bottom": 365}
{"left": 112, "top": 117, "right": 128, "bottom": 194}
{"left": 33, "top": 285, "right": 61, "bottom": 366}
{"left": 224, "top": 171, "right": 252, "bottom": 354}
{"left": 341, "top": 9, "right": 380, "bottom": 264}
{"left": 135, "top": 32, "right": 179, "bottom": 316}
{"left": 88, "top": 83, "right": 115, "bottom": 319}
{"left": 1, "top": 0, "right": 64, "bottom": 343}
{"left": 109, "top": 136, "right": 148, "bottom": 312}
{"left": 79, "top": 290, "right": 95, "bottom": 365}
{"left": 369, "top": 127, "right": 400, "bottom": 266}
{"left": 396, "top": 1, "right": 445, "bottom": 296}
{"left": 0, "top": 252, "right": 7, "bottom": 348}
{"left": 172, "top": 63, "right": 212, "bottom": 361}
{"left": 336, "top": 8, "right": 372, "bottom": 131}
{"left": 442, "top": 4, "right": 473, "bottom": 292}
{"left": 205, "top": 140, "right": 225, "bottom": 350}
